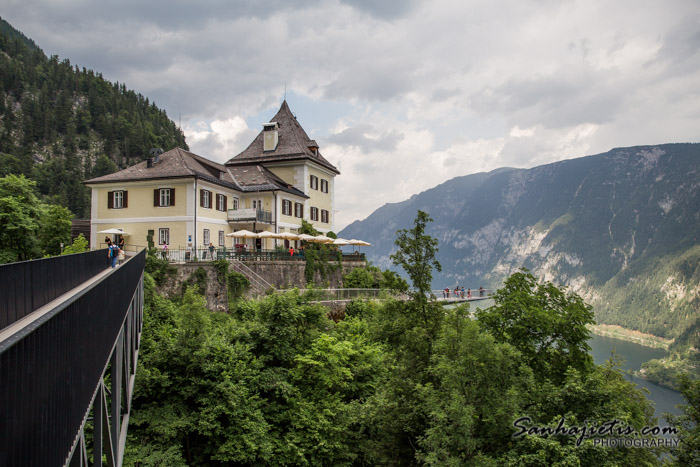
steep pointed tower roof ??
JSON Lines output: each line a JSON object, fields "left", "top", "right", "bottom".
{"left": 225, "top": 101, "right": 340, "bottom": 174}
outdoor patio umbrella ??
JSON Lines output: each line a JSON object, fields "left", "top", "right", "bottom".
{"left": 97, "top": 228, "right": 129, "bottom": 235}
{"left": 332, "top": 238, "right": 351, "bottom": 245}
{"left": 297, "top": 233, "right": 316, "bottom": 242}
{"left": 256, "top": 230, "right": 278, "bottom": 248}
{"left": 226, "top": 230, "right": 259, "bottom": 238}
{"left": 277, "top": 232, "right": 300, "bottom": 240}
{"left": 313, "top": 235, "right": 334, "bottom": 243}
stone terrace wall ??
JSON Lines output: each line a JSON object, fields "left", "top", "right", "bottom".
{"left": 241, "top": 260, "right": 364, "bottom": 290}
{"left": 157, "top": 260, "right": 366, "bottom": 311}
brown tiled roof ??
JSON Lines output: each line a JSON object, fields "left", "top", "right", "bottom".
{"left": 225, "top": 101, "right": 340, "bottom": 175}
{"left": 84, "top": 148, "right": 243, "bottom": 190}
{"left": 228, "top": 165, "right": 308, "bottom": 198}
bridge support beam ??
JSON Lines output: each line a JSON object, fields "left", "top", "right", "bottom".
{"left": 66, "top": 272, "right": 143, "bottom": 467}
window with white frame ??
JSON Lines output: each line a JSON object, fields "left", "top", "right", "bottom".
{"left": 108, "top": 190, "right": 128, "bottom": 209}
{"left": 219, "top": 230, "right": 225, "bottom": 246}
{"left": 200, "top": 189, "right": 212, "bottom": 208}
{"left": 321, "top": 209, "right": 329, "bottom": 223}
{"left": 160, "top": 188, "right": 171, "bottom": 207}
{"left": 282, "top": 199, "right": 292, "bottom": 216}
{"left": 114, "top": 191, "right": 124, "bottom": 208}
{"left": 310, "top": 207, "right": 318, "bottom": 221}
{"left": 203, "top": 229, "right": 210, "bottom": 245}
{"left": 321, "top": 179, "right": 328, "bottom": 193}
{"left": 310, "top": 175, "right": 318, "bottom": 190}
{"left": 252, "top": 199, "right": 263, "bottom": 210}
{"left": 217, "top": 194, "right": 226, "bottom": 211}
{"left": 158, "top": 228, "right": 170, "bottom": 245}
{"left": 232, "top": 197, "right": 239, "bottom": 210}
{"left": 294, "top": 202, "right": 303, "bottom": 218}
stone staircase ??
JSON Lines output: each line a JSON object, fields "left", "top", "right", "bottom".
{"left": 229, "top": 259, "right": 274, "bottom": 296}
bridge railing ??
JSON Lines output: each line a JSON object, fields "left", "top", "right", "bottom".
{"left": 0, "top": 249, "right": 146, "bottom": 467}
{"left": 301, "top": 288, "right": 406, "bottom": 301}
{"left": 0, "top": 249, "right": 110, "bottom": 330}
{"left": 433, "top": 288, "right": 494, "bottom": 300}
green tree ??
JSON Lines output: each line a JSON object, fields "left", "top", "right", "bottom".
{"left": 476, "top": 268, "right": 594, "bottom": 383}
{"left": 390, "top": 210, "right": 441, "bottom": 308}
{"left": 418, "top": 306, "right": 533, "bottom": 465}
{"left": 90, "top": 153, "right": 118, "bottom": 178}
{"left": 0, "top": 174, "right": 43, "bottom": 262}
{"left": 666, "top": 375, "right": 700, "bottom": 465}
{"left": 38, "top": 203, "right": 73, "bottom": 256}
{"left": 61, "top": 233, "right": 89, "bottom": 255}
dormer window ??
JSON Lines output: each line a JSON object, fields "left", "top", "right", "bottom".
{"left": 263, "top": 122, "right": 279, "bottom": 151}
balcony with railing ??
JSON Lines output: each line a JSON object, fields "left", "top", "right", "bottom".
{"left": 227, "top": 208, "right": 272, "bottom": 224}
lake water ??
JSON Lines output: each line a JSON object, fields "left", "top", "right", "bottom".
{"left": 588, "top": 334, "right": 685, "bottom": 423}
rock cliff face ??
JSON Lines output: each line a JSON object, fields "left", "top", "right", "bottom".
{"left": 340, "top": 143, "right": 700, "bottom": 342}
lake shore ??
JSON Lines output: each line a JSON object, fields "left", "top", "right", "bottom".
{"left": 589, "top": 323, "right": 672, "bottom": 350}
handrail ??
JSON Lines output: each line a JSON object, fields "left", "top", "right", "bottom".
{"left": 0, "top": 249, "right": 112, "bottom": 330}
{"left": 229, "top": 259, "right": 273, "bottom": 296}
{"left": 0, "top": 249, "right": 146, "bottom": 467}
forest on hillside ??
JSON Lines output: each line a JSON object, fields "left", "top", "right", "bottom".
{"left": 123, "top": 212, "right": 699, "bottom": 466}
{"left": 0, "top": 17, "right": 187, "bottom": 218}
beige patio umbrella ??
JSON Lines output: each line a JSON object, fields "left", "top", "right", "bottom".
{"left": 257, "top": 230, "right": 277, "bottom": 249}
{"left": 98, "top": 228, "right": 129, "bottom": 235}
{"left": 297, "top": 233, "right": 316, "bottom": 242}
{"left": 226, "top": 230, "right": 259, "bottom": 238}
{"left": 332, "top": 238, "right": 351, "bottom": 246}
{"left": 277, "top": 232, "right": 300, "bottom": 240}
{"left": 313, "top": 234, "right": 334, "bottom": 243}
{"left": 349, "top": 238, "right": 371, "bottom": 252}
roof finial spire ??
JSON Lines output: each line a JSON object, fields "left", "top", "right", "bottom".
{"left": 284, "top": 83, "right": 286, "bottom": 101}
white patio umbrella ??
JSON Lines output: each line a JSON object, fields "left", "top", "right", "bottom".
{"left": 257, "top": 230, "right": 278, "bottom": 248}
{"left": 226, "top": 230, "right": 259, "bottom": 238}
{"left": 297, "top": 233, "right": 316, "bottom": 242}
{"left": 349, "top": 239, "right": 371, "bottom": 252}
{"left": 98, "top": 228, "right": 129, "bottom": 235}
{"left": 277, "top": 232, "right": 300, "bottom": 240}
{"left": 332, "top": 238, "right": 351, "bottom": 246}
{"left": 313, "top": 234, "right": 334, "bottom": 243}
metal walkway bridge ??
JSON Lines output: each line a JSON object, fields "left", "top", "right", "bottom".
{"left": 0, "top": 249, "right": 146, "bottom": 467}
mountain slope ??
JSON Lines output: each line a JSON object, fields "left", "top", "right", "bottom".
{"left": 340, "top": 143, "right": 700, "bottom": 343}
{"left": 0, "top": 17, "right": 187, "bottom": 217}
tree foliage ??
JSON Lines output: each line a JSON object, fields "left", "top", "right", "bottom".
{"left": 128, "top": 242, "right": 662, "bottom": 466}
{"left": 391, "top": 210, "right": 441, "bottom": 307}
{"left": 0, "top": 173, "right": 72, "bottom": 262}
{"left": 476, "top": 268, "right": 595, "bottom": 384}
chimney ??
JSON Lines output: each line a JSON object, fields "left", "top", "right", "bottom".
{"left": 263, "top": 122, "right": 279, "bottom": 151}
{"left": 149, "top": 147, "right": 164, "bottom": 164}
{"left": 147, "top": 158, "right": 153, "bottom": 168}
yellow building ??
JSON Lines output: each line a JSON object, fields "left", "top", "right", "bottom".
{"left": 85, "top": 101, "right": 340, "bottom": 253}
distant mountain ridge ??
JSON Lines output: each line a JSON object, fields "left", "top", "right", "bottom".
{"left": 340, "top": 143, "right": 700, "bottom": 344}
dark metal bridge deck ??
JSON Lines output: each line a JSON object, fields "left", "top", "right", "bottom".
{"left": 0, "top": 249, "right": 146, "bottom": 467}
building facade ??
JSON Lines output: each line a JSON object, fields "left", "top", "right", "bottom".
{"left": 85, "top": 101, "right": 339, "bottom": 251}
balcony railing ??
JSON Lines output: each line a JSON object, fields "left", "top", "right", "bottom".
{"left": 227, "top": 208, "right": 272, "bottom": 224}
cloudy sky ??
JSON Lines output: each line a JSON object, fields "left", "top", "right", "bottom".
{"left": 4, "top": 1, "right": 700, "bottom": 230}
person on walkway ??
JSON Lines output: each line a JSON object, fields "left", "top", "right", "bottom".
{"left": 461, "top": 286, "right": 465, "bottom": 298}
{"left": 108, "top": 240, "right": 119, "bottom": 268}
{"left": 479, "top": 286, "right": 484, "bottom": 297}
{"left": 161, "top": 243, "right": 168, "bottom": 260}
{"left": 467, "top": 288, "right": 472, "bottom": 298}
{"left": 118, "top": 235, "right": 125, "bottom": 250}
{"left": 209, "top": 242, "right": 215, "bottom": 260}
{"left": 289, "top": 246, "right": 294, "bottom": 257}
